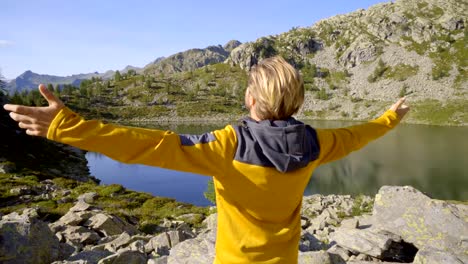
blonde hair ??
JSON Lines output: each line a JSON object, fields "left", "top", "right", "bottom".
{"left": 247, "top": 56, "right": 304, "bottom": 120}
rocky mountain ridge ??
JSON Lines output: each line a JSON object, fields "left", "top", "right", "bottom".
{"left": 226, "top": 0, "right": 466, "bottom": 122}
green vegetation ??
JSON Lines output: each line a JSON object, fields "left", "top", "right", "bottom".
{"left": 351, "top": 194, "right": 373, "bottom": 216}
{"left": 399, "top": 84, "right": 411, "bottom": 98}
{"left": 367, "top": 59, "right": 389, "bottom": 83}
{"left": 12, "top": 63, "right": 249, "bottom": 121}
{"left": 326, "top": 70, "right": 350, "bottom": 90}
{"left": 315, "top": 88, "right": 331, "bottom": 100}
{"left": 368, "top": 61, "right": 419, "bottom": 83}
{"left": 384, "top": 64, "right": 419, "bottom": 81}
{"left": 0, "top": 173, "right": 210, "bottom": 233}
{"left": 203, "top": 179, "right": 216, "bottom": 204}
{"left": 411, "top": 99, "right": 468, "bottom": 125}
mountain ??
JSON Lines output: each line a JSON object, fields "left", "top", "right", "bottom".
{"left": 143, "top": 40, "right": 242, "bottom": 75}
{"left": 223, "top": 0, "right": 466, "bottom": 123}
{"left": 6, "top": 65, "right": 143, "bottom": 93}
{"left": 5, "top": 0, "right": 466, "bottom": 125}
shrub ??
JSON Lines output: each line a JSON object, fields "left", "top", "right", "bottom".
{"left": 367, "top": 59, "right": 389, "bottom": 83}
{"left": 315, "top": 88, "right": 331, "bottom": 100}
{"left": 204, "top": 179, "right": 216, "bottom": 204}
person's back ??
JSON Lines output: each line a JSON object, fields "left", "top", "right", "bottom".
{"left": 3, "top": 56, "right": 409, "bottom": 264}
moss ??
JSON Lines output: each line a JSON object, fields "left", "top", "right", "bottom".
{"left": 52, "top": 177, "right": 78, "bottom": 189}
{"left": 97, "top": 184, "right": 125, "bottom": 197}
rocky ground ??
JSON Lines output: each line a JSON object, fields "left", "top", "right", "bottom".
{"left": 1, "top": 185, "right": 466, "bottom": 264}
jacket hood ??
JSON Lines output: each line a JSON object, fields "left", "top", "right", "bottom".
{"left": 233, "top": 117, "right": 320, "bottom": 173}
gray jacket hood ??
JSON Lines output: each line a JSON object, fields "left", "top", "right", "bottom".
{"left": 233, "top": 117, "right": 320, "bottom": 173}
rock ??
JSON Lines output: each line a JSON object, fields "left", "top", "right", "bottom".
{"left": 300, "top": 231, "right": 326, "bottom": 251}
{"left": 326, "top": 245, "right": 349, "bottom": 263}
{"left": 0, "top": 161, "right": 16, "bottom": 173}
{"left": 175, "top": 213, "right": 204, "bottom": 223}
{"left": 413, "top": 247, "right": 466, "bottom": 264}
{"left": 78, "top": 192, "right": 99, "bottom": 203}
{"left": 10, "top": 186, "right": 33, "bottom": 195}
{"left": 98, "top": 249, "right": 147, "bottom": 264}
{"left": 85, "top": 213, "right": 138, "bottom": 237}
{"left": 329, "top": 227, "right": 398, "bottom": 257}
{"left": 340, "top": 218, "right": 359, "bottom": 229}
{"left": 339, "top": 36, "right": 378, "bottom": 68}
{"left": 148, "top": 256, "right": 168, "bottom": 264}
{"left": 71, "top": 200, "right": 94, "bottom": 212}
{"left": 128, "top": 240, "right": 145, "bottom": 253}
{"left": 50, "top": 210, "right": 95, "bottom": 232}
{"left": 58, "top": 242, "right": 76, "bottom": 260}
{"left": 167, "top": 230, "right": 186, "bottom": 247}
{"left": 202, "top": 213, "right": 217, "bottom": 231}
{"left": 53, "top": 249, "right": 113, "bottom": 264}
{"left": 167, "top": 233, "right": 215, "bottom": 264}
{"left": 61, "top": 225, "right": 101, "bottom": 245}
{"left": 0, "top": 208, "right": 60, "bottom": 264}
{"left": 223, "top": 40, "right": 242, "bottom": 52}
{"left": 144, "top": 232, "right": 171, "bottom": 255}
{"left": 372, "top": 186, "right": 468, "bottom": 256}
{"left": 298, "top": 250, "right": 332, "bottom": 264}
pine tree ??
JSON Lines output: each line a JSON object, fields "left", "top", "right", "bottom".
{"left": 114, "top": 71, "right": 122, "bottom": 82}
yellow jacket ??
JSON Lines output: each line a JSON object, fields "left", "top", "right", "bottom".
{"left": 47, "top": 108, "right": 400, "bottom": 263}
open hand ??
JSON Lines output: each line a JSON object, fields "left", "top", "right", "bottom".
{"left": 389, "top": 97, "right": 410, "bottom": 120}
{"left": 3, "top": 84, "right": 65, "bottom": 137}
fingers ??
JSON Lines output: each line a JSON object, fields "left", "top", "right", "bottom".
{"left": 39, "top": 84, "right": 63, "bottom": 107}
{"left": 3, "top": 104, "right": 35, "bottom": 115}
{"left": 9, "top": 112, "right": 35, "bottom": 123}
{"left": 390, "top": 97, "right": 406, "bottom": 112}
{"left": 25, "top": 129, "right": 43, "bottom": 137}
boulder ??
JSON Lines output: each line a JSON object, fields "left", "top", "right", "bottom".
{"left": 148, "top": 256, "right": 168, "bottom": 264}
{"left": 329, "top": 227, "right": 398, "bottom": 258}
{"left": 326, "top": 245, "right": 349, "bottom": 263}
{"left": 78, "top": 192, "right": 99, "bottom": 203}
{"left": 54, "top": 249, "right": 113, "bottom": 264}
{"left": 144, "top": 232, "right": 171, "bottom": 255}
{"left": 167, "top": 230, "right": 186, "bottom": 247}
{"left": 61, "top": 225, "right": 101, "bottom": 245}
{"left": 85, "top": 213, "right": 138, "bottom": 237}
{"left": 298, "top": 250, "right": 332, "bottom": 264}
{"left": 413, "top": 247, "right": 466, "bottom": 264}
{"left": 98, "top": 249, "right": 147, "bottom": 264}
{"left": 0, "top": 208, "right": 60, "bottom": 264}
{"left": 300, "top": 231, "right": 325, "bottom": 251}
{"left": 372, "top": 186, "right": 468, "bottom": 256}
{"left": 167, "top": 233, "right": 215, "bottom": 264}
{"left": 0, "top": 161, "right": 16, "bottom": 173}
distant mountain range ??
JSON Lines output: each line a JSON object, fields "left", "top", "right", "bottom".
{"left": 5, "top": 66, "right": 140, "bottom": 93}
{"left": 5, "top": 40, "right": 242, "bottom": 93}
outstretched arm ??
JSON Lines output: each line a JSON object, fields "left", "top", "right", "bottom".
{"left": 4, "top": 84, "right": 237, "bottom": 177}
{"left": 316, "top": 98, "right": 410, "bottom": 165}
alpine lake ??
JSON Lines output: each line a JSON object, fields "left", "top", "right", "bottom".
{"left": 86, "top": 120, "right": 468, "bottom": 206}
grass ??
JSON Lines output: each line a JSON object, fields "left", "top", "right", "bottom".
{"left": 384, "top": 64, "right": 419, "bottom": 81}
{"left": 351, "top": 194, "right": 373, "bottom": 216}
{"left": 411, "top": 99, "right": 468, "bottom": 125}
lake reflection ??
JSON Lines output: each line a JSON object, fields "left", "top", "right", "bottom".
{"left": 86, "top": 120, "right": 468, "bottom": 206}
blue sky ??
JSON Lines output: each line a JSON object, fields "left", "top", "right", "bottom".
{"left": 1, "top": 0, "right": 387, "bottom": 80}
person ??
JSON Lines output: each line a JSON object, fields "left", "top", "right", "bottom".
{"left": 3, "top": 56, "right": 409, "bottom": 263}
